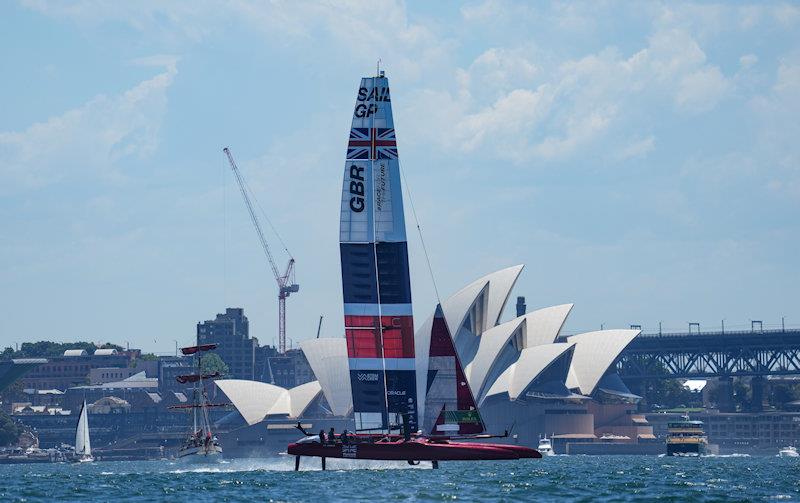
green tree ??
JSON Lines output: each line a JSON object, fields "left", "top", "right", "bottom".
{"left": 200, "top": 353, "right": 229, "bottom": 377}
{"left": 770, "top": 383, "right": 797, "bottom": 410}
{"left": 0, "top": 411, "right": 20, "bottom": 447}
{"left": 0, "top": 379, "right": 24, "bottom": 405}
{"left": 4, "top": 341, "right": 125, "bottom": 359}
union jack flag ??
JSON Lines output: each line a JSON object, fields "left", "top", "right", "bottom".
{"left": 347, "top": 128, "right": 398, "bottom": 160}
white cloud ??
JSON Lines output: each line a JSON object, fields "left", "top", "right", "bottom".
{"left": 615, "top": 136, "right": 655, "bottom": 162}
{"left": 22, "top": 1, "right": 452, "bottom": 85}
{"left": 0, "top": 58, "right": 177, "bottom": 190}
{"left": 739, "top": 54, "right": 758, "bottom": 69}
{"left": 409, "top": 23, "right": 732, "bottom": 163}
{"left": 675, "top": 66, "right": 731, "bottom": 112}
{"left": 752, "top": 58, "right": 800, "bottom": 199}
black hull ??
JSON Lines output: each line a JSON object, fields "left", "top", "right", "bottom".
{"left": 667, "top": 443, "right": 706, "bottom": 456}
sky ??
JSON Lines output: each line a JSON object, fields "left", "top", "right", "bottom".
{"left": 1, "top": 1, "right": 799, "bottom": 354}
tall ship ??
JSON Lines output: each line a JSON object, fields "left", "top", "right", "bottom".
{"left": 287, "top": 70, "right": 541, "bottom": 468}
{"left": 170, "top": 343, "right": 227, "bottom": 461}
{"left": 73, "top": 400, "right": 93, "bottom": 463}
{"left": 666, "top": 416, "right": 707, "bottom": 456}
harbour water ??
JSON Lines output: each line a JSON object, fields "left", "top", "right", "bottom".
{"left": 1, "top": 455, "right": 798, "bottom": 502}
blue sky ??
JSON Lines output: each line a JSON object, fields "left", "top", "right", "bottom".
{"left": 1, "top": 1, "right": 799, "bottom": 353}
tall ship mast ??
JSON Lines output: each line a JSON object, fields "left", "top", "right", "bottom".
{"left": 170, "top": 343, "right": 228, "bottom": 461}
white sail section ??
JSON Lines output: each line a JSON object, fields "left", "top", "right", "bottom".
{"left": 75, "top": 400, "right": 91, "bottom": 456}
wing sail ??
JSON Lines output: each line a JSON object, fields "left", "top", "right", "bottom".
{"left": 423, "top": 304, "right": 485, "bottom": 435}
{"left": 340, "top": 72, "right": 418, "bottom": 433}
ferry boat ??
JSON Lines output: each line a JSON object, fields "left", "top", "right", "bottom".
{"left": 666, "top": 416, "right": 707, "bottom": 456}
{"left": 537, "top": 435, "right": 554, "bottom": 456}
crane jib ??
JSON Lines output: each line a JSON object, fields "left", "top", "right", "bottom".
{"left": 224, "top": 147, "right": 298, "bottom": 354}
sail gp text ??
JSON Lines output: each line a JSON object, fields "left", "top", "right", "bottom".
{"left": 354, "top": 86, "right": 390, "bottom": 118}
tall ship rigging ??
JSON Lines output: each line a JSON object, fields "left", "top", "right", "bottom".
{"left": 170, "top": 343, "right": 228, "bottom": 461}
{"left": 288, "top": 70, "right": 541, "bottom": 468}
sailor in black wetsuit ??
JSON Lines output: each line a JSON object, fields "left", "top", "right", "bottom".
{"left": 329, "top": 427, "right": 336, "bottom": 444}
{"left": 319, "top": 430, "right": 326, "bottom": 444}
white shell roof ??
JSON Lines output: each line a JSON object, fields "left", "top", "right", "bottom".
{"left": 288, "top": 380, "right": 323, "bottom": 418}
{"left": 300, "top": 338, "right": 353, "bottom": 417}
{"left": 481, "top": 343, "right": 575, "bottom": 403}
{"left": 216, "top": 379, "right": 323, "bottom": 426}
{"left": 464, "top": 303, "right": 573, "bottom": 399}
{"left": 441, "top": 265, "right": 524, "bottom": 336}
{"left": 565, "top": 329, "right": 640, "bottom": 395}
{"left": 463, "top": 316, "right": 525, "bottom": 396}
{"left": 215, "top": 379, "right": 288, "bottom": 425}
{"left": 522, "top": 303, "right": 574, "bottom": 348}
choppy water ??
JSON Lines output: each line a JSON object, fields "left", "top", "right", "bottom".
{"left": 1, "top": 454, "right": 798, "bottom": 502}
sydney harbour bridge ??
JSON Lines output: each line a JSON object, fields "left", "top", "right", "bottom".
{"left": 616, "top": 326, "right": 800, "bottom": 379}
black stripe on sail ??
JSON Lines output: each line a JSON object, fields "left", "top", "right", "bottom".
{"left": 340, "top": 243, "right": 412, "bottom": 305}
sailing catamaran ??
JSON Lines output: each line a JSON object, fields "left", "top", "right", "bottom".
{"left": 74, "top": 400, "right": 93, "bottom": 463}
{"left": 288, "top": 70, "right": 540, "bottom": 468}
{"left": 170, "top": 344, "right": 227, "bottom": 461}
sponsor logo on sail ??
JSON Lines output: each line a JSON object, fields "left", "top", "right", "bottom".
{"left": 348, "top": 164, "right": 365, "bottom": 213}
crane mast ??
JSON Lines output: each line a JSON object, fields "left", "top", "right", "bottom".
{"left": 224, "top": 147, "right": 298, "bottom": 354}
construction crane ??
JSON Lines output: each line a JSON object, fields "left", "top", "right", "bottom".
{"left": 223, "top": 147, "right": 299, "bottom": 354}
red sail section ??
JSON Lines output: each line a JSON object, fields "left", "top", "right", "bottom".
{"left": 175, "top": 372, "right": 220, "bottom": 384}
{"left": 424, "top": 304, "right": 485, "bottom": 435}
{"left": 180, "top": 343, "right": 217, "bottom": 355}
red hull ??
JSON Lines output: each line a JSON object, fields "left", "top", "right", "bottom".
{"left": 288, "top": 437, "right": 541, "bottom": 461}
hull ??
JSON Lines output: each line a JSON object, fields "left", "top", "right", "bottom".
{"left": 666, "top": 442, "right": 706, "bottom": 456}
{"left": 177, "top": 444, "right": 223, "bottom": 462}
{"left": 288, "top": 438, "right": 540, "bottom": 461}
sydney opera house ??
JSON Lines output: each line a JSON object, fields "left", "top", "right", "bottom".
{"left": 217, "top": 265, "right": 655, "bottom": 455}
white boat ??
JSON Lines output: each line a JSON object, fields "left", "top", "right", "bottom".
{"left": 778, "top": 446, "right": 799, "bottom": 457}
{"left": 74, "top": 400, "right": 93, "bottom": 463}
{"left": 538, "top": 435, "right": 554, "bottom": 456}
{"left": 176, "top": 442, "right": 223, "bottom": 462}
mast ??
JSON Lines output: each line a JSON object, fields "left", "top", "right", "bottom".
{"left": 174, "top": 344, "right": 226, "bottom": 437}
{"left": 340, "top": 70, "right": 417, "bottom": 433}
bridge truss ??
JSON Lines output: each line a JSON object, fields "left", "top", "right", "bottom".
{"left": 617, "top": 329, "right": 800, "bottom": 380}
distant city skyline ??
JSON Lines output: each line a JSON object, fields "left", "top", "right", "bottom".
{"left": 1, "top": 2, "right": 799, "bottom": 354}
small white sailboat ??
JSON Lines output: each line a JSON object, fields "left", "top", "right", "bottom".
{"left": 74, "top": 400, "right": 93, "bottom": 463}
{"left": 538, "top": 435, "right": 554, "bottom": 456}
{"left": 778, "top": 446, "right": 799, "bottom": 457}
